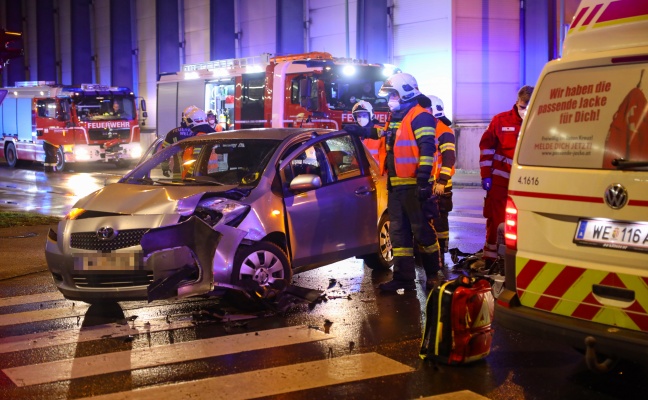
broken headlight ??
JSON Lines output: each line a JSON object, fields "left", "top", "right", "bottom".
{"left": 193, "top": 198, "right": 250, "bottom": 227}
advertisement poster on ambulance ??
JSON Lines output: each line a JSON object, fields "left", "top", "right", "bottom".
{"left": 518, "top": 63, "right": 648, "bottom": 169}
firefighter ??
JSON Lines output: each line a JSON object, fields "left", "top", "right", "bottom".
{"left": 160, "top": 105, "right": 215, "bottom": 177}
{"left": 479, "top": 85, "right": 534, "bottom": 265}
{"left": 345, "top": 72, "right": 442, "bottom": 292}
{"left": 422, "top": 95, "right": 455, "bottom": 264}
{"left": 207, "top": 110, "right": 217, "bottom": 130}
{"left": 43, "top": 139, "right": 60, "bottom": 173}
{"left": 351, "top": 100, "right": 386, "bottom": 175}
{"left": 111, "top": 101, "right": 123, "bottom": 116}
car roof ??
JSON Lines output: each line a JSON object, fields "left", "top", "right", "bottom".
{"left": 183, "top": 127, "right": 335, "bottom": 142}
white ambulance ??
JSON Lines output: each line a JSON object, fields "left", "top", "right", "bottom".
{"left": 496, "top": 0, "right": 648, "bottom": 371}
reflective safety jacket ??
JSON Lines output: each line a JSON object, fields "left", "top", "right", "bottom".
{"left": 432, "top": 121, "right": 456, "bottom": 187}
{"left": 479, "top": 105, "right": 522, "bottom": 188}
{"left": 364, "top": 137, "right": 386, "bottom": 175}
{"left": 390, "top": 104, "right": 436, "bottom": 186}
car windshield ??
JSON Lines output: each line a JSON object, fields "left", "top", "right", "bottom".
{"left": 122, "top": 137, "right": 281, "bottom": 187}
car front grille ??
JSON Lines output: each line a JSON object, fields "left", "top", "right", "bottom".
{"left": 72, "top": 271, "right": 154, "bottom": 288}
{"left": 71, "top": 229, "right": 149, "bottom": 251}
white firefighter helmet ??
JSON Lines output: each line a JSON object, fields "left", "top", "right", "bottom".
{"left": 182, "top": 105, "right": 209, "bottom": 129}
{"left": 378, "top": 72, "right": 421, "bottom": 101}
{"left": 352, "top": 100, "right": 374, "bottom": 121}
{"left": 426, "top": 95, "right": 453, "bottom": 126}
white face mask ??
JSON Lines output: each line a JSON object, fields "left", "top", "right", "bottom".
{"left": 518, "top": 108, "right": 527, "bottom": 119}
{"left": 388, "top": 99, "right": 401, "bottom": 111}
{"left": 357, "top": 116, "right": 369, "bottom": 127}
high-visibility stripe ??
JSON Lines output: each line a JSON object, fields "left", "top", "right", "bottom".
{"left": 516, "top": 257, "right": 648, "bottom": 332}
{"left": 2, "top": 325, "right": 334, "bottom": 387}
{"left": 393, "top": 247, "right": 414, "bottom": 257}
{"left": 480, "top": 149, "right": 495, "bottom": 155}
{"left": 77, "top": 353, "right": 414, "bottom": 400}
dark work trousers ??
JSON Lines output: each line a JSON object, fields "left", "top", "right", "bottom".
{"left": 43, "top": 141, "right": 59, "bottom": 171}
{"left": 388, "top": 186, "right": 441, "bottom": 282}
{"left": 432, "top": 189, "right": 453, "bottom": 255}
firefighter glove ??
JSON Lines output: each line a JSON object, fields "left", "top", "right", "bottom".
{"left": 416, "top": 182, "right": 433, "bottom": 201}
{"left": 162, "top": 168, "right": 171, "bottom": 177}
{"left": 481, "top": 177, "right": 492, "bottom": 191}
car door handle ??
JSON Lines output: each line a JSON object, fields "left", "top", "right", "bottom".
{"left": 355, "top": 186, "right": 375, "bottom": 196}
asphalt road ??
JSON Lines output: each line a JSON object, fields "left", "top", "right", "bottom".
{"left": 0, "top": 162, "right": 646, "bottom": 399}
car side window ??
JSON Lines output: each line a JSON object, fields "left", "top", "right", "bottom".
{"left": 323, "top": 135, "right": 361, "bottom": 180}
{"left": 280, "top": 142, "right": 332, "bottom": 195}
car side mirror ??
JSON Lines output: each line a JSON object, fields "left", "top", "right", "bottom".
{"left": 289, "top": 174, "right": 322, "bottom": 192}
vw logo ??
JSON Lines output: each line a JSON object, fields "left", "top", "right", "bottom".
{"left": 604, "top": 184, "right": 628, "bottom": 209}
{"left": 96, "top": 226, "right": 117, "bottom": 240}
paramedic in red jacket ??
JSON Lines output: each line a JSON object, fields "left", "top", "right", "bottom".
{"left": 479, "top": 85, "right": 534, "bottom": 264}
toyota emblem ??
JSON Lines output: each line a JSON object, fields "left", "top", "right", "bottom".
{"left": 604, "top": 184, "right": 628, "bottom": 209}
{"left": 96, "top": 226, "right": 117, "bottom": 240}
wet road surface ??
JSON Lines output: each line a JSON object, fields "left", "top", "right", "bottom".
{"left": 1, "top": 162, "right": 646, "bottom": 399}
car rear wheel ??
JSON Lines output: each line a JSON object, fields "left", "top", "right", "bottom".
{"left": 232, "top": 241, "right": 292, "bottom": 292}
{"left": 360, "top": 212, "right": 393, "bottom": 270}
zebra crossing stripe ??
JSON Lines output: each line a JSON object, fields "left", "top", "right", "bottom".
{"left": 449, "top": 216, "right": 485, "bottom": 224}
{"left": 79, "top": 352, "right": 414, "bottom": 400}
{"left": 0, "top": 305, "right": 90, "bottom": 327}
{"left": 0, "top": 291, "right": 65, "bottom": 308}
{"left": 0, "top": 318, "right": 198, "bottom": 354}
{"left": 3, "top": 325, "right": 334, "bottom": 387}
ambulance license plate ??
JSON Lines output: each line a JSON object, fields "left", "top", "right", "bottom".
{"left": 574, "top": 219, "right": 648, "bottom": 253}
{"left": 74, "top": 252, "right": 142, "bottom": 270}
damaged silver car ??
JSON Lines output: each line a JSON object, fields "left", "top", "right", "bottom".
{"left": 45, "top": 128, "right": 392, "bottom": 303}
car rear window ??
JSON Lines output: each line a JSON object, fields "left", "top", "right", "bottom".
{"left": 517, "top": 62, "right": 648, "bottom": 170}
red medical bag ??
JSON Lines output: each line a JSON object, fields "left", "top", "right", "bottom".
{"left": 420, "top": 276, "right": 495, "bottom": 364}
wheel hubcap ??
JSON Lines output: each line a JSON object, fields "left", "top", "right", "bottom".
{"left": 240, "top": 250, "right": 285, "bottom": 286}
{"left": 380, "top": 221, "right": 393, "bottom": 262}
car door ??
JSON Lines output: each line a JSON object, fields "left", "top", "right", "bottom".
{"left": 279, "top": 131, "right": 377, "bottom": 268}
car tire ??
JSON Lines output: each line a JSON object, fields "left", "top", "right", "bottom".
{"left": 360, "top": 212, "right": 393, "bottom": 270}
{"left": 232, "top": 241, "right": 292, "bottom": 291}
{"left": 5, "top": 142, "right": 20, "bottom": 168}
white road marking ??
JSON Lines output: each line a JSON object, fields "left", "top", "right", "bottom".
{"left": 0, "top": 306, "right": 89, "bottom": 326}
{"left": 0, "top": 318, "right": 196, "bottom": 353}
{"left": 449, "top": 215, "right": 485, "bottom": 224}
{"left": 81, "top": 352, "right": 414, "bottom": 400}
{"left": 0, "top": 291, "right": 65, "bottom": 308}
{"left": 3, "top": 325, "right": 334, "bottom": 387}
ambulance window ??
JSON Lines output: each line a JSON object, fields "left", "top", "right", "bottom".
{"left": 517, "top": 63, "right": 648, "bottom": 170}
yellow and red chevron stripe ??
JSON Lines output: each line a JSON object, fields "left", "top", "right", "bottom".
{"left": 515, "top": 257, "right": 648, "bottom": 332}
{"left": 569, "top": 0, "right": 648, "bottom": 33}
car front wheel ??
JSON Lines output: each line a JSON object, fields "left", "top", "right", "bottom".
{"left": 360, "top": 212, "right": 393, "bottom": 270}
{"left": 232, "top": 241, "right": 292, "bottom": 292}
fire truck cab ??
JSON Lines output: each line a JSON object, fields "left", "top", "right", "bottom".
{"left": 1, "top": 81, "right": 144, "bottom": 171}
{"left": 156, "top": 52, "right": 398, "bottom": 137}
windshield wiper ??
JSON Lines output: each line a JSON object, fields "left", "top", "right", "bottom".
{"left": 182, "top": 177, "right": 225, "bottom": 185}
{"left": 611, "top": 158, "right": 648, "bottom": 170}
{"left": 122, "top": 176, "right": 158, "bottom": 185}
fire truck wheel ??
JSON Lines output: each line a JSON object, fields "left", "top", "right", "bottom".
{"left": 359, "top": 212, "right": 394, "bottom": 271}
{"left": 5, "top": 142, "right": 20, "bottom": 168}
{"left": 55, "top": 147, "right": 66, "bottom": 172}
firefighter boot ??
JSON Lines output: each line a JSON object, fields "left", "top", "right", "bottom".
{"left": 421, "top": 252, "right": 444, "bottom": 291}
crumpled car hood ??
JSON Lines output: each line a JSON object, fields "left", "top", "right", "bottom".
{"left": 73, "top": 183, "right": 237, "bottom": 215}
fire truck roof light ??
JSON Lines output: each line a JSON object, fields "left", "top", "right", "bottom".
{"left": 15, "top": 81, "right": 56, "bottom": 87}
{"left": 342, "top": 65, "right": 356, "bottom": 76}
{"left": 185, "top": 71, "right": 200, "bottom": 80}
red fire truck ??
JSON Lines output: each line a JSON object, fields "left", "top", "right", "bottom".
{"left": 1, "top": 81, "right": 145, "bottom": 171}
{"left": 156, "top": 52, "right": 397, "bottom": 135}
